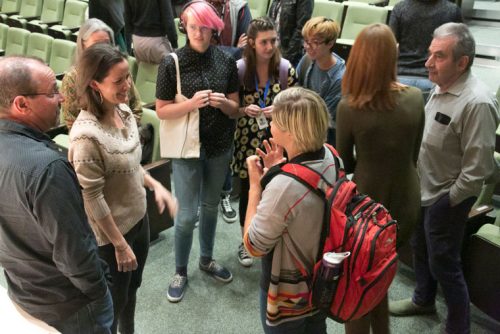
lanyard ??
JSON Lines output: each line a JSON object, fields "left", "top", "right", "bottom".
{"left": 255, "top": 76, "right": 271, "bottom": 109}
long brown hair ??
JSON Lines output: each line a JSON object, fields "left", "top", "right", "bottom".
{"left": 342, "top": 24, "right": 400, "bottom": 111}
{"left": 77, "top": 43, "right": 127, "bottom": 119}
{"left": 242, "top": 17, "right": 281, "bottom": 87}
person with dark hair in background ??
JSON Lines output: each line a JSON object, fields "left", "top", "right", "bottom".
{"left": 268, "top": 0, "right": 313, "bottom": 67}
{"left": 89, "top": 0, "right": 128, "bottom": 52}
{"left": 156, "top": 1, "right": 240, "bottom": 303}
{"left": 69, "top": 43, "right": 177, "bottom": 334}
{"left": 0, "top": 56, "right": 113, "bottom": 333}
{"left": 389, "top": 0, "right": 462, "bottom": 100}
{"left": 207, "top": 0, "right": 252, "bottom": 59}
{"left": 389, "top": 23, "right": 499, "bottom": 334}
{"left": 124, "top": 0, "right": 178, "bottom": 64}
{"left": 337, "top": 23, "right": 425, "bottom": 334}
{"left": 232, "top": 16, "right": 297, "bottom": 267}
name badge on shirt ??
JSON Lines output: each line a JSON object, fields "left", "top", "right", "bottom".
{"left": 435, "top": 112, "right": 451, "bottom": 125}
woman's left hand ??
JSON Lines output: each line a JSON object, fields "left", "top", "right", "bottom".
{"left": 237, "top": 34, "right": 248, "bottom": 49}
{"left": 153, "top": 183, "right": 178, "bottom": 217}
{"left": 256, "top": 138, "right": 287, "bottom": 172}
{"left": 208, "top": 92, "right": 228, "bottom": 109}
{"left": 261, "top": 106, "right": 273, "bottom": 119}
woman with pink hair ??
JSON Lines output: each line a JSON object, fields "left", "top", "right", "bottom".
{"left": 156, "top": 1, "right": 240, "bottom": 303}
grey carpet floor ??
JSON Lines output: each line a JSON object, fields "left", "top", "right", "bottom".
{"left": 1, "top": 203, "right": 499, "bottom": 333}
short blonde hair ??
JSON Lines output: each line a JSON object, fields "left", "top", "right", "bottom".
{"left": 272, "top": 87, "right": 329, "bottom": 153}
{"left": 302, "top": 17, "right": 340, "bottom": 49}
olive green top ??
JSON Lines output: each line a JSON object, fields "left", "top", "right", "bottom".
{"left": 336, "top": 86, "right": 425, "bottom": 247}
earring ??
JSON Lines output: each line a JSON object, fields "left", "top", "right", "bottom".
{"left": 97, "top": 90, "right": 103, "bottom": 104}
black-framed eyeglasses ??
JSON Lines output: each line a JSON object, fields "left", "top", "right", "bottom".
{"left": 303, "top": 39, "right": 327, "bottom": 49}
{"left": 21, "top": 87, "right": 61, "bottom": 99}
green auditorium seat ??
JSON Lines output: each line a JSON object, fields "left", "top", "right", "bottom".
{"left": 464, "top": 223, "right": 500, "bottom": 322}
{"left": 248, "top": 0, "right": 269, "bottom": 19}
{"left": 312, "top": 0, "right": 345, "bottom": 26}
{"left": 26, "top": 0, "right": 64, "bottom": 34}
{"left": 49, "top": 38, "right": 76, "bottom": 79}
{"left": 174, "top": 18, "right": 186, "bottom": 49}
{"left": 140, "top": 107, "right": 174, "bottom": 240}
{"left": 339, "top": 5, "right": 388, "bottom": 40}
{"left": 5, "top": 0, "right": 43, "bottom": 29}
{"left": 26, "top": 32, "right": 54, "bottom": 64}
{"left": 48, "top": 0, "right": 87, "bottom": 40}
{"left": 128, "top": 55, "right": 138, "bottom": 82}
{"left": 0, "top": 0, "right": 21, "bottom": 23}
{"left": 135, "top": 61, "right": 159, "bottom": 109}
{"left": 141, "top": 108, "right": 162, "bottom": 163}
{"left": 4, "top": 26, "right": 28, "bottom": 56}
{"left": 333, "top": 4, "right": 389, "bottom": 61}
{"left": 0, "top": 22, "right": 7, "bottom": 55}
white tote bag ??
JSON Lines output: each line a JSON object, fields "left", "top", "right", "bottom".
{"left": 159, "top": 53, "right": 201, "bottom": 159}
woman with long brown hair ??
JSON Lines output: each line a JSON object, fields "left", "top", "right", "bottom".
{"left": 232, "top": 16, "right": 297, "bottom": 267}
{"left": 336, "top": 23, "right": 425, "bottom": 333}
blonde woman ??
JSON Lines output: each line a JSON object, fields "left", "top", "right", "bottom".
{"left": 244, "top": 87, "right": 335, "bottom": 333}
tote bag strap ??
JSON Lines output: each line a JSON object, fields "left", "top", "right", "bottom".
{"left": 170, "top": 52, "right": 181, "bottom": 96}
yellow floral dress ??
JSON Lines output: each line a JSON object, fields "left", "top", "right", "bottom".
{"left": 232, "top": 65, "right": 297, "bottom": 179}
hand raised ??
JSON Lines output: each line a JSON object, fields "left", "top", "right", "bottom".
{"left": 256, "top": 138, "right": 286, "bottom": 171}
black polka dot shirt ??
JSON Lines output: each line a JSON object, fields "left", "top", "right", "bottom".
{"left": 156, "top": 45, "right": 239, "bottom": 158}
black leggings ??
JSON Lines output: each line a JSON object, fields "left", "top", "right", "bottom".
{"left": 238, "top": 177, "right": 250, "bottom": 227}
{"left": 98, "top": 215, "right": 150, "bottom": 334}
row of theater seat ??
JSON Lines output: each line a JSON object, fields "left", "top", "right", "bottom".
{"left": 0, "top": 25, "right": 76, "bottom": 78}
{"left": 0, "top": 0, "right": 87, "bottom": 40}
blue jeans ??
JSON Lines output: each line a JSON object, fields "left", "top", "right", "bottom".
{"left": 172, "top": 149, "right": 232, "bottom": 268}
{"left": 398, "top": 75, "right": 434, "bottom": 102}
{"left": 52, "top": 289, "right": 114, "bottom": 334}
{"left": 411, "top": 194, "right": 475, "bottom": 334}
{"left": 221, "top": 166, "right": 233, "bottom": 196}
{"left": 259, "top": 289, "right": 327, "bottom": 334}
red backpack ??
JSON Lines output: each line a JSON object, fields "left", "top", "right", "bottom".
{"left": 266, "top": 144, "right": 398, "bottom": 322}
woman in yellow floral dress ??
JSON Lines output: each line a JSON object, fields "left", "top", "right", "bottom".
{"left": 233, "top": 17, "right": 297, "bottom": 267}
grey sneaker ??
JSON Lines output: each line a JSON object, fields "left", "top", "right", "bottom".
{"left": 199, "top": 260, "right": 233, "bottom": 283}
{"left": 220, "top": 194, "right": 237, "bottom": 223}
{"left": 167, "top": 274, "right": 187, "bottom": 303}
{"left": 238, "top": 243, "right": 253, "bottom": 267}
{"left": 389, "top": 298, "right": 436, "bottom": 316}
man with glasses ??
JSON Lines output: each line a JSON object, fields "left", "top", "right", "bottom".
{"left": 297, "top": 17, "right": 345, "bottom": 146}
{"left": 0, "top": 56, "right": 113, "bottom": 333}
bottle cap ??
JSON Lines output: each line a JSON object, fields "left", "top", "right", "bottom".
{"left": 323, "top": 252, "right": 351, "bottom": 265}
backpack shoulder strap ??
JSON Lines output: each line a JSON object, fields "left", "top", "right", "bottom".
{"left": 279, "top": 58, "right": 290, "bottom": 90}
{"left": 237, "top": 58, "right": 246, "bottom": 87}
{"left": 297, "top": 55, "right": 312, "bottom": 86}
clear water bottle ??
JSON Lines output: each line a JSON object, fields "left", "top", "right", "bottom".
{"left": 312, "top": 251, "right": 350, "bottom": 309}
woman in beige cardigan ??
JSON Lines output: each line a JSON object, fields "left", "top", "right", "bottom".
{"left": 68, "top": 43, "right": 177, "bottom": 334}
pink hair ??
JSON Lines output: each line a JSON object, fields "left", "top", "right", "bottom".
{"left": 181, "top": 1, "right": 224, "bottom": 33}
